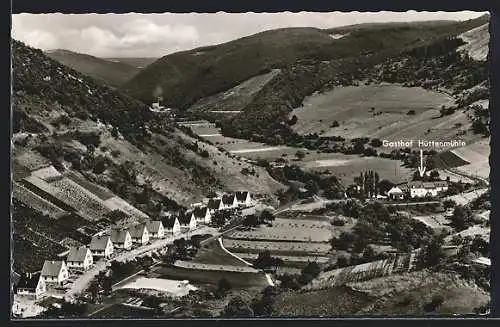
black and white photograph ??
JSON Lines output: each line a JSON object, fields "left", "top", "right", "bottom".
{"left": 10, "top": 10, "right": 491, "bottom": 318}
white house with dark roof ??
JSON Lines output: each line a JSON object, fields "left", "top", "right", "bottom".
{"left": 16, "top": 272, "right": 46, "bottom": 299}
{"left": 41, "top": 260, "right": 69, "bottom": 285}
{"left": 207, "top": 198, "right": 223, "bottom": 213}
{"left": 162, "top": 217, "right": 181, "bottom": 235}
{"left": 110, "top": 229, "right": 132, "bottom": 250}
{"left": 66, "top": 246, "right": 93, "bottom": 271}
{"left": 90, "top": 235, "right": 114, "bottom": 258}
{"left": 221, "top": 194, "right": 238, "bottom": 209}
{"left": 129, "top": 224, "right": 149, "bottom": 245}
{"left": 387, "top": 186, "right": 405, "bottom": 200}
{"left": 179, "top": 211, "right": 196, "bottom": 231}
{"left": 235, "top": 191, "right": 252, "bottom": 207}
{"left": 193, "top": 206, "right": 211, "bottom": 224}
{"left": 147, "top": 221, "right": 165, "bottom": 239}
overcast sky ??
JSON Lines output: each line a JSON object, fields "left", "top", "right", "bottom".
{"left": 12, "top": 11, "right": 487, "bottom": 58}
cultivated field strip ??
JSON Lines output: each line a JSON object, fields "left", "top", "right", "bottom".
{"left": 13, "top": 182, "right": 67, "bottom": 219}
{"left": 31, "top": 166, "right": 63, "bottom": 182}
{"left": 222, "top": 239, "right": 331, "bottom": 255}
{"left": 232, "top": 252, "right": 331, "bottom": 264}
{"left": 13, "top": 150, "right": 50, "bottom": 171}
{"left": 103, "top": 196, "right": 150, "bottom": 220}
{"left": 174, "top": 260, "right": 260, "bottom": 273}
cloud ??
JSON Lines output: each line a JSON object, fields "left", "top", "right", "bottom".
{"left": 11, "top": 11, "right": 487, "bottom": 58}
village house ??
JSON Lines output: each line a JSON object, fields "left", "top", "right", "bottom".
{"left": 16, "top": 272, "right": 46, "bottom": 300}
{"left": 179, "top": 211, "right": 197, "bottom": 231}
{"left": 162, "top": 216, "right": 181, "bottom": 235}
{"left": 41, "top": 260, "right": 69, "bottom": 285}
{"left": 89, "top": 235, "right": 114, "bottom": 258}
{"left": 129, "top": 224, "right": 150, "bottom": 245}
{"left": 66, "top": 246, "right": 93, "bottom": 271}
{"left": 207, "top": 198, "right": 224, "bottom": 213}
{"left": 222, "top": 194, "right": 238, "bottom": 209}
{"left": 235, "top": 191, "right": 253, "bottom": 207}
{"left": 387, "top": 186, "right": 405, "bottom": 200}
{"left": 193, "top": 206, "right": 211, "bottom": 224}
{"left": 110, "top": 229, "right": 133, "bottom": 250}
{"left": 147, "top": 220, "right": 165, "bottom": 239}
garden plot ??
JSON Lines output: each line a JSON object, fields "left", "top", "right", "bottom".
{"left": 222, "top": 239, "right": 331, "bottom": 255}
{"left": 227, "top": 219, "right": 332, "bottom": 243}
{"left": 13, "top": 182, "right": 67, "bottom": 219}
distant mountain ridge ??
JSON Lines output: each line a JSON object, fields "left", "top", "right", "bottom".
{"left": 45, "top": 49, "right": 141, "bottom": 87}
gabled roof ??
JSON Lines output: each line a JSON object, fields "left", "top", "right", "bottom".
{"left": 162, "top": 216, "right": 179, "bottom": 229}
{"left": 129, "top": 224, "right": 147, "bottom": 238}
{"left": 388, "top": 186, "right": 404, "bottom": 194}
{"left": 146, "top": 220, "right": 163, "bottom": 233}
{"left": 193, "top": 206, "right": 209, "bottom": 218}
{"left": 178, "top": 211, "right": 194, "bottom": 224}
{"left": 41, "top": 261, "right": 65, "bottom": 277}
{"left": 235, "top": 191, "right": 249, "bottom": 201}
{"left": 17, "top": 272, "right": 41, "bottom": 290}
{"left": 67, "top": 246, "right": 90, "bottom": 262}
{"left": 422, "top": 182, "right": 436, "bottom": 189}
{"left": 222, "top": 194, "right": 236, "bottom": 205}
{"left": 110, "top": 229, "right": 130, "bottom": 243}
{"left": 434, "top": 181, "right": 448, "bottom": 187}
{"left": 207, "top": 198, "right": 222, "bottom": 209}
{"left": 408, "top": 181, "right": 424, "bottom": 188}
{"left": 90, "top": 235, "right": 111, "bottom": 250}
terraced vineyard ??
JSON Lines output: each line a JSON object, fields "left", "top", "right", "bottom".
{"left": 21, "top": 175, "right": 111, "bottom": 220}
{"left": 13, "top": 182, "right": 67, "bottom": 219}
{"left": 64, "top": 170, "right": 115, "bottom": 200}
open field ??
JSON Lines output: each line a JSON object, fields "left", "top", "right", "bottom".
{"left": 411, "top": 214, "right": 451, "bottom": 231}
{"left": 188, "top": 69, "right": 281, "bottom": 114}
{"left": 222, "top": 239, "right": 331, "bottom": 255}
{"left": 290, "top": 84, "right": 475, "bottom": 144}
{"left": 154, "top": 265, "right": 269, "bottom": 288}
{"left": 298, "top": 154, "right": 413, "bottom": 186}
{"left": 192, "top": 239, "right": 249, "bottom": 267}
{"left": 450, "top": 139, "right": 490, "bottom": 179}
